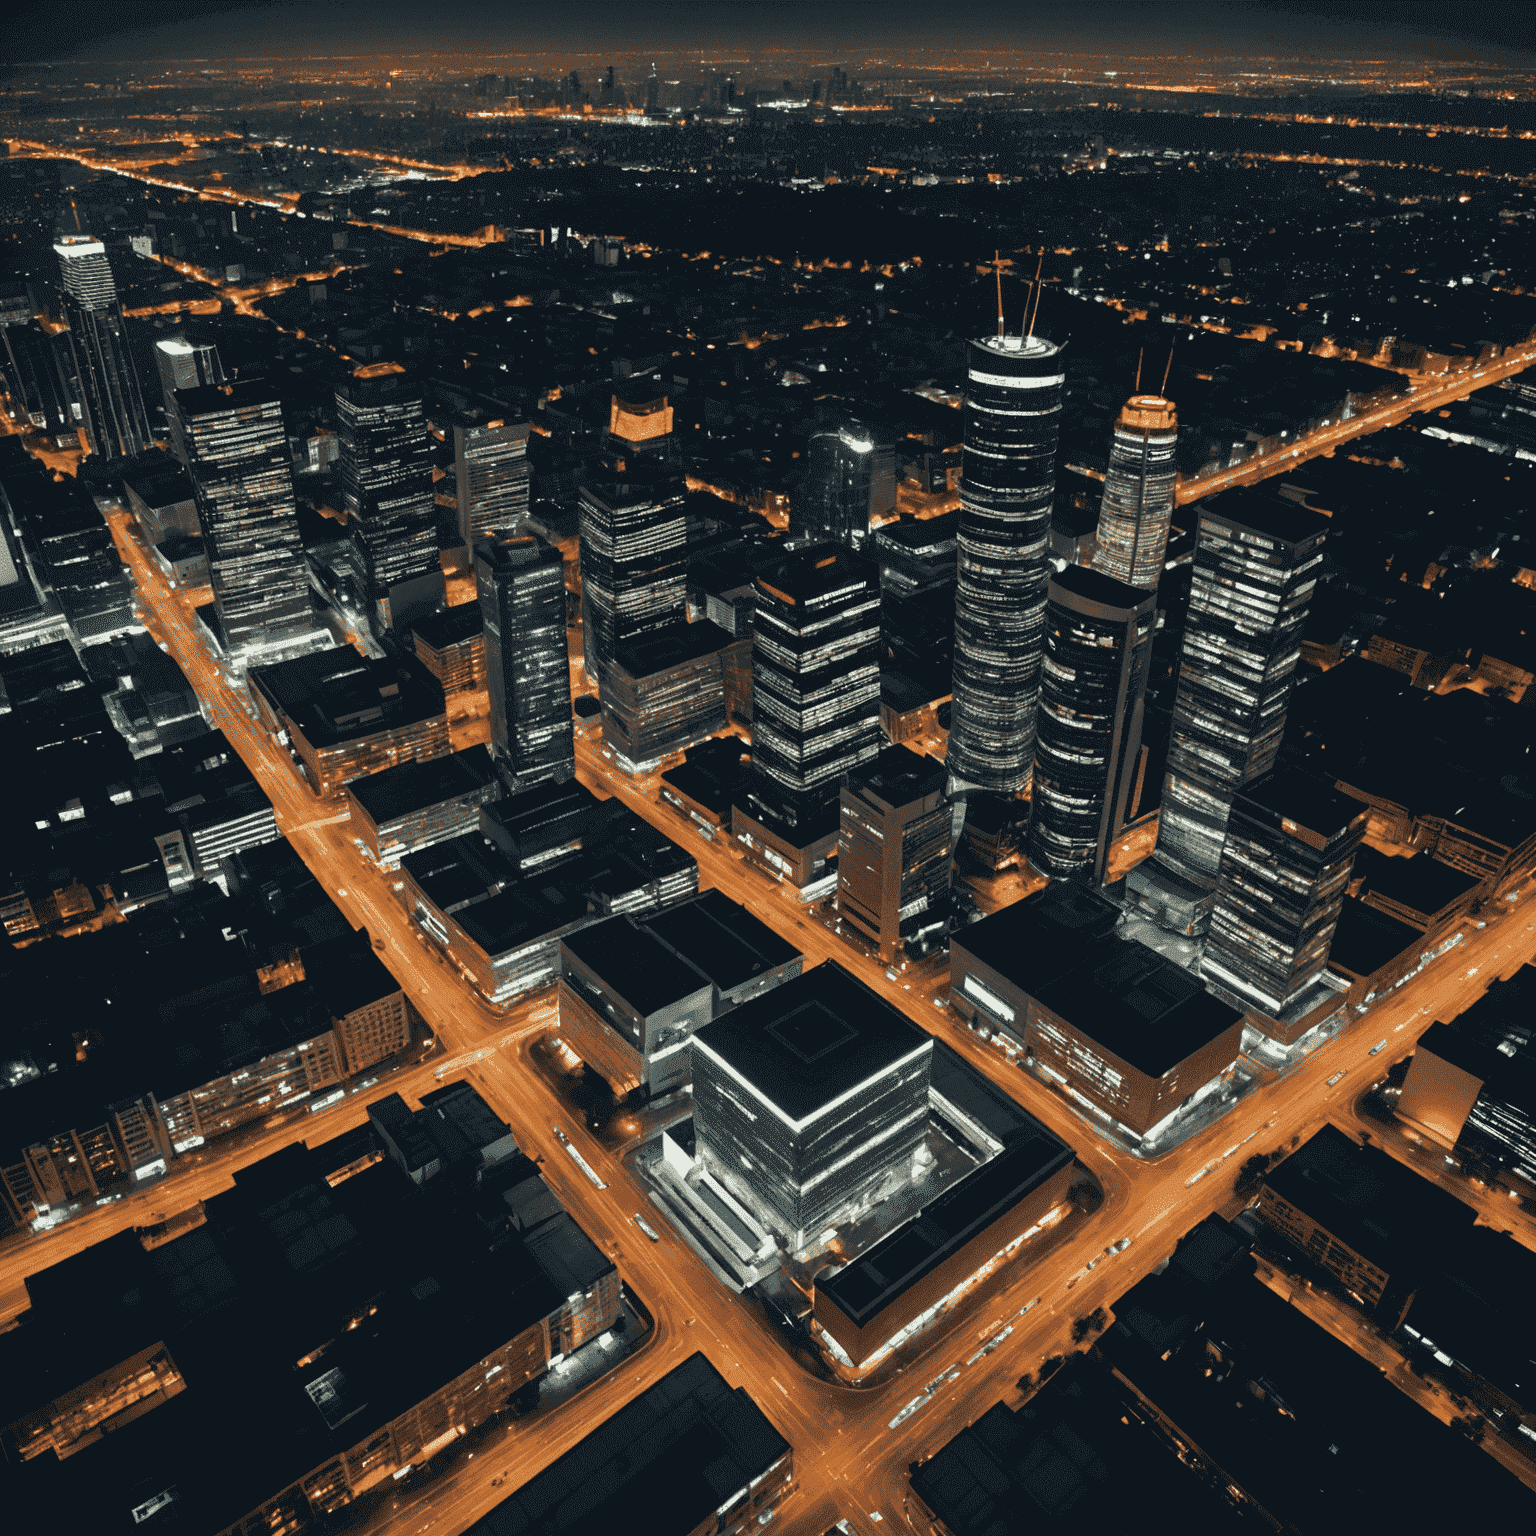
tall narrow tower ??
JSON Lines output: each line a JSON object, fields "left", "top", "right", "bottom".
{"left": 1027, "top": 564, "right": 1156, "bottom": 884}
{"left": 947, "top": 333, "right": 1066, "bottom": 797}
{"left": 155, "top": 336, "right": 225, "bottom": 464}
{"left": 53, "top": 238, "right": 152, "bottom": 459}
{"left": 335, "top": 366, "right": 443, "bottom": 632}
{"left": 475, "top": 530, "right": 574, "bottom": 791}
{"left": 1094, "top": 394, "right": 1178, "bottom": 591}
{"left": 1126, "top": 491, "right": 1328, "bottom": 934}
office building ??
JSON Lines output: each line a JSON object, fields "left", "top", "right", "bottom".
{"left": 601, "top": 620, "right": 731, "bottom": 775}
{"left": 346, "top": 743, "right": 503, "bottom": 864}
{"left": 1258, "top": 1123, "right": 1475, "bottom": 1325}
{"left": 734, "top": 541, "right": 881, "bottom": 897}
{"left": 691, "top": 961, "right": 933, "bottom": 1247}
{"left": 1397, "top": 1020, "right": 1536, "bottom": 1184}
{"left": 558, "top": 916, "right": 714, "bottom": 1097}
{"left": 411, "top": 603, "right": 486, "bottom": 695}
{"left": 578, "top": 396, "right": 688, "bottom": 694}
{"left": 475, "top": 531, "right": 574, "bottom": 791}
{"left": 948, "top": 333, "right": 1067, "bottom": 797}
{"left": 837, "top": 744, "right": 952, "bottom": 962}
{"left": 875, "top": 511, "right": 957, "bottom": 704}
{"left": 453, "top": 410, "right": 531, "bottom": 544}
{"left": 478, "top": 778, "right": 617, "bottom": 873}
{"left": 1351, "top": 846, "right": 1483, "bottom": 938}
{"left": 1023, "top": 936, "right": 1245, "bottom": 1145}
{"left": 1, "top": 312, "right": 77, "bottom": 443}
{"left": 948, "top": 881, "right": 1122, "bottom": 1055}
{"left": 460, "top": 1354, "right": 792, "bottom": 1536}
{"left": 1202, "top": 771, "right": 1367, "bottom": 1019}
{"left": 813, "top": 1064, "right": 1073, "bottom": 1371}
{"left": 335, "top": 366, "right": 443, "bottom": 631}
{"left": 793, "top": 422, "right": 894, "bottom": 548}
{"left": 1126, "top": 492, "right": 1328, "bottom": 934}
{"left": 1094, "top": 394, "right": 1179, "bottom": 590}
{"left": 249, "top": 649, "right": 449, "bottom": 797}
{"left": 1026, "top": 564, "right": 1156, "bottom": 884}
{"left": 153, "top": 335, "right": 224, "bottom": 462}
{"left": 0, "top": 1099, "right": 618, "bottom": 1535}
{"left": 123, "top": 458, "right": 199, "bottom": 545}
{"left": 15, "top": 471, "right": 136, "bottom": 642}
{"left": 909, "top": 1356, "right": 1251, "bottom": 1536}
{"left": 176, "top": 379, "right": 318, "bottom": 657}
{"left": 52, "top": 237, "right": 152, "bottom": 459}
{"left": 659, "top": 734, "right": 752, "bottom": 837}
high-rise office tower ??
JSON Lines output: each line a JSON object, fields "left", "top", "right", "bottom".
{"left": 453, "top": 412, "right": 531, "bottom": 545}
{"left": 53, "top": 237, "right": 152, "bottom": 459}
{"left": 1202, "top": 771, "right": 1367, "bottom": 1017}
{"left": 1027, "top": 564, "right": 1156, "bottom": 884}
{"left": 474, "top": 530, "right": 574, "bottom": 791}
{"left": 948, "top": 334, "right": 1066, "bottom": 796}
{"left": 177, "top": 380, "right": 315, "bottom": 655}
{"left": 335, "top": 366, "right": 443, "bottom": 632}
{"left": 1, "top": 314, "right": 76, "bottom": 442}
{"left": 793, "top": 424, "right": 895, "bottom": 550}
{"left": 578, "top": 393, "right": 688, "bottom": 694}
{"left": 154, "top": 335, "right": 225, "bottom": 464}
{"left": 838, "top": 745, "right": 953, "bottom": 961}
{"left": 1094, "top": 394, "right": 1178, "bottom": 590}
{"left": 876, "top": 511, "right": 957, "bottom": 703}
{"left": 1126, "top": 492, "right": 1328, "bottom": 934}
{"left": 734, "top": 542, "right": 881, "bottom": 894}
{"left": 747, "top": 540, "right": 881, "bottom": 824}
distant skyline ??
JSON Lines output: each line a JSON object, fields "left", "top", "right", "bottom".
{"left": 12, "top": 1, "right": 1536, "bottom": 67}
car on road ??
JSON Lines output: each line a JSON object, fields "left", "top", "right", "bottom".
{"left": 1327, "top": 1071, "right": 1346, "bottom": 1086}
{"left": 1368, "top": 1039, "right": 1388, "bottom": 1056}
{"left": 634, "top": 1212, "right": 661, "bottom": 1243}
{"left": 1107, "top": 1237, "right": 1132, "bottom": 1255}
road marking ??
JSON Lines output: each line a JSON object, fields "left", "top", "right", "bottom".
{"left": 770, "top": 1377, "right": 789, "bottom": 1398}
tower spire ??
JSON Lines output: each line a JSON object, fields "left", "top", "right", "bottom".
{"left": 994, "top": 249, "right": 1004, "bottom": 338}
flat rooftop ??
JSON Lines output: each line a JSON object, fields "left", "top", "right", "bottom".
{"left": 692, "top": 961, "right": 932, "bottom": 1126}
{"left": 1198, "top": 487, "right": 1330, "bottom": 550}
{"left": 1237, "top": 769, "right": 1368, "bottom": 843}
{"left": 562, "top": 915, "right": 711, "bottom": 1017}
{"left": 1263, "top": 1123, "right": 1475, "bottom": 1270}
{"left": 819, "top": 1132, "right": 1073, "bottom": 1328}
{"left": 848, "top": 743, "right": 945, "bottom": 808}
{"left": 951, "top": 883, "right": 1120, "bottom": 987}
{"left": 250, "top": 649, "right": 445, "bottom": 748}
{"left": 1031, "top": 937, "right": 1244, "bottom": 1078}
{"left": 641, "top": 888, "right": 801, "bottom": 994}
{"left": 412, "top": 603, "right": 482, "bottom": 650}
{"left": 460, "top": 1352, "right": 788, "bottom": 1536}
{"left": 612, "top": 618, "right": 732, "bottom": 678}
{"left": 1326, "top": 895, "right": 1423, "bottom": 980}
{"left": 348, "top": 744, "right": 498, "bottom": 824}
{"left": 1355, "top": 848, "right": 1483, "bottom": 915}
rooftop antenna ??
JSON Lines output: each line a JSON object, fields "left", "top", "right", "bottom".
{"left": 994, "top": 249, "right": 1004, "bottom": 338}
{"left": 1160, "top": 344, "right": 1175, "bottom": 396}
{"left": 1133, "top": 347, "right": 1144, "bottom": 393}
{"left": 1026, "top": 248, "right": 1045, "bottom": 338}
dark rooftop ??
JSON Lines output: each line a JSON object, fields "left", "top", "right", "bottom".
{"left": 1237, "top": 768, "right": 1369, "bottom": 843}
{"left": 250, "top": 648, "right": 445, "bottom": 749}
{"left": 1198, "top": 486, "right": 1331, "bottom": 549}
{"left": 1048, "top": 561, "right": 1156, "bottom": 614}
{"left": 1326, "top": 895, "right": 1423, "bottom": 981}
{"left": 1355, "top": 847, "right": 1483, "bottom": 917}
{"left": 1262, "top": 1123, "right": 1475, "bottom": 1273}
{"left": 562, "top": 915, "right": 712, "bottom": 1017}
{"left": 612, "top": 618, "right": 731, "bottom": 678}
{"left": 951, "top": 882, "right": 1121, "bottom": 988}
{"left": 641, "top": 888, "right": 801, "bottom": 996}
{"left": 411, "top": 602, "right": 483, "bottom": 650}
{"left": 1030, "top": 936, "right": 1244, "bottom": 1077}
{"left": 847, "top": 743, "right": 945, "bottom": 808}
{"left": 460, "top": 1353, "right": 789, "bottom": 1536}
{"left": 348, "top": 744, "right": 499, "bottom": 825}
{"left": 692, "top": 961, "right": 932, "bottom": 1126}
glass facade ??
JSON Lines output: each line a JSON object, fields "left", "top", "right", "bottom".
{"left": 948, "top": 335, "right": 1066, "bottom": 795}
{"left": 177, "top": 379, "right": 315, "bottom": 654}
{"left": 453, "top": 415, "right": 531, "bottom": 545}
{"left": 1093, "top": 394, "right": 1178, "bottom": 591}
{"left": 1027, "top": 565, "right": 1156, "bottom": 883}
{"left": 474, "top": 530, "right": 574, "bottom": 791}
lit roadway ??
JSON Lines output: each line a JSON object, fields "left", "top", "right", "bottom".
{"left": 24, "top": 494, "right": 1532, "bottom": 1534}
{"left": 1173, "top": 348, "right": 1536, "bottom": 504}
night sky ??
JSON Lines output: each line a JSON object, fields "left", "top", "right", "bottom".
{"left": 11, "top": 1, "right": 1535, "bottom": 66}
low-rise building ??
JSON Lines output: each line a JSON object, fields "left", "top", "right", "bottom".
{"left": 347, "top": 744, "right": 502, "bottom": 864}
{"left": 600, "top": 619, "right": 731, "bottom": 775}
{"left": 411, "top": 603, "right": 487, "bottom": 694}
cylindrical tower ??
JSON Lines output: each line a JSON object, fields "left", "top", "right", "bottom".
{"left": 947, "top": 333, "right": 1066, "bottom": 796}
{"left": 1094, "top": 394, "right": 1178, "bottom": 591}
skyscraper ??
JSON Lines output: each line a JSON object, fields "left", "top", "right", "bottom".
{"left": 453, "top": 411, "right": 531, "bottom": 545}
{"left": 177, "top": 380, "right": 316, "bottom": 656}
{"left": 335, "top": 366, "right": 443, "bottom": 632}
{"left": 475, "top": 530, "right": 574, "bottom": 791}
{"left": 838, "top": 745, "right": 953, "bottom": 961}
{"left": 1027, "top": 564, "right": 1156, "bottom": 884}
{"left": 948, "top": 334, "right": 1066, "bottom": 796}
{"left": 53, "top": 237, "right": 152, "bottom": 459}
{"left": 1094, "top": 394, "right": 1178, "bottom": 590}
{"left": 154, "top": 335, "right": 225, "bottom": 464}
{"left": 734, "top": 541, "right": 880, "bottom": 894}
{"left": 578, "top": 393, "right": 688, "bottom": 694}
{"left": 1201, "top": 771, "right": 1367, "bottom": 1018}
{"left": 793, "top": 423, "right": 895, "bottom": 550}
{"left": 1126, "top": 491, "right": 1328, "bottom": 934}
